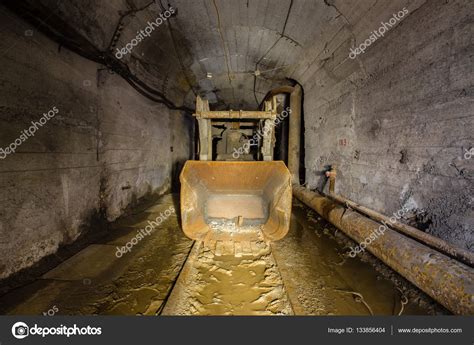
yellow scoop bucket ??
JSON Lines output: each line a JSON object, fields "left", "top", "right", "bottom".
{"left": 180, "top": 161, "right": 292, "bottom": 242}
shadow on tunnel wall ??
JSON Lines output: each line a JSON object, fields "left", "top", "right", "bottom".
{"left": 171, "top": 160, "right": 186, "bottom": 193}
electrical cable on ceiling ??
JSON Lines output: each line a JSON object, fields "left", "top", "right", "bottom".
{"left": 3, "top": 0, "right": 193, "bottom": 113}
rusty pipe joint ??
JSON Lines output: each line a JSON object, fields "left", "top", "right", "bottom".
{"left": 325, "top": 165, "right": 337, "bottom": 194}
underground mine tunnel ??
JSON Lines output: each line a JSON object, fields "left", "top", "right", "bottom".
{"left": 0, "top": 0, "right": 472, "bottom": 318}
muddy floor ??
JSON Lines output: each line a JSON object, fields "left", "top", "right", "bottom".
{"left": 0, "top": 194, "right": 445, "bottom": 315}
{"left": 272, "top": 202, "right": 445, "bottom": 315}
{"left": 162, "top": 237, "right": 293, "bottom": 315}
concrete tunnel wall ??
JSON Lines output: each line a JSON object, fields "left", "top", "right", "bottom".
{"left": 0, "top": 0, "right": 472, "bottom": 281}
{"left": 0, "top": 8, "right": 193, "bottom": 279}
{"left": 299, "top": 0, "right": 473, "bottom": 252}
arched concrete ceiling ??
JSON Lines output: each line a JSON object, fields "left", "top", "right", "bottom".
{"left": 5, "top": 0, "right": 425, "bottom": 110}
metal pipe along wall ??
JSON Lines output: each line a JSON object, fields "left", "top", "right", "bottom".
{"left": 293, "top": 185, "right": 474, "bottom": 315}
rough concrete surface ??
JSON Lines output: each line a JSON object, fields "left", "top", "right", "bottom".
{"left": 0, "top": 7, "right": 192, "bottom": 279}
{"left": 300, "top": 0, "right": 474, "bottom": 251}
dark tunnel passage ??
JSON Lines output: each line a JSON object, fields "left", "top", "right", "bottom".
{"left": 0, "top": 0, "right": 472, "bottom": 321}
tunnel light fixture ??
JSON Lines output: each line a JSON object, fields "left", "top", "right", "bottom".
{"left": 207, "top": 72, "right": 213, "bottom": 79}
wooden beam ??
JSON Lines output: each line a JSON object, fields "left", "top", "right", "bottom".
{"left": 194, "top": 110, "right": 276, "bottom": 119}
